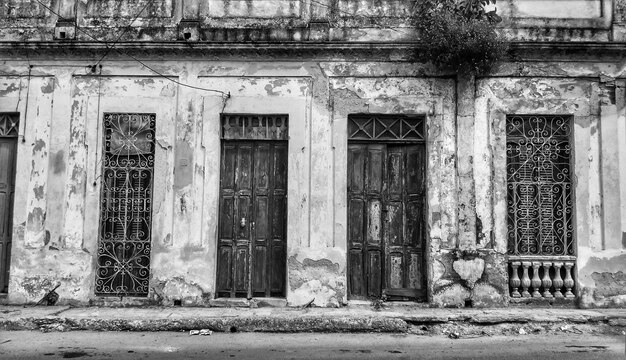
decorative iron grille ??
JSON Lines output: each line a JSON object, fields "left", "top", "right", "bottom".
{"left": 348, "top": 114, "right": 425, "bottom": 142}
{"left": 221, "top": 114, "right": 288, "bottom": 140}
{"left": 95, "top": 113, "right": 156, "bottom": 296}
{"left": 0, "top": 113, "right": 19, "bottom": 137}
{"left": 506, "top": 115, "right": 574, "bottom": 256}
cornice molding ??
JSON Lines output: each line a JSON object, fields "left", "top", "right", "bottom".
{"left": 1, "top": 41, "right": 625, "bottom": 62}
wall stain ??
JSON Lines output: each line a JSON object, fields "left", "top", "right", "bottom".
{"left": 52, "top": 150, "right": 65, "bottom": 174}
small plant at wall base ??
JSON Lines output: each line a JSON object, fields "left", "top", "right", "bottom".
{"left": 413, "top": 0, "right": 508, "bottom": 74}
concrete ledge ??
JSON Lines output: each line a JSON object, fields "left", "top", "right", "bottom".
{"left": 1, "top": 306, "right": 625, "bottom": 333}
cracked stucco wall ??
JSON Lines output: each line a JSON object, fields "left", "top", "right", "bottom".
{"left": 2, "top": 59, "right": 626, "bottom": 307}
{"left": 476, "top": 72, "right": 626, "bottom": 308}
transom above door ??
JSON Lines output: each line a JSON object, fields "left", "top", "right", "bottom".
{"left": 217, "top": 114, "right": 288, "bottom": 299}
{"left": 347, "top": 114, "right": 427, "bottom": 301}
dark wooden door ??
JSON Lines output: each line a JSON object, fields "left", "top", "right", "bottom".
{"left": 0, "top": 137, "right": 17, "bottom": 293}
{"left": 217, "top": 141, "right": 287, "bottom": 298}
{"left": 348, "top": 143, "right": 426, "bottom": 301}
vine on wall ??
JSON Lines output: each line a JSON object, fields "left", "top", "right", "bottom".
{"left": 414, "top": 0, "right": 508, "bottom": 74}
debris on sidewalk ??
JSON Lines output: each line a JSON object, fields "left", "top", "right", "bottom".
{"left": 518, "top": 327, "right": 527, "bottom": 335}
{"left": 34, "top": 284, "right": 61, "bottom": 306}
{"left": 189, "top": 329, "right": 212, "bottom": 336}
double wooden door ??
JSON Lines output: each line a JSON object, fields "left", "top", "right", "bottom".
{"left": 348, "top": 143, "right": 426, "bottom": 301}
{"left": 0, "top": 137, "right": 17, "bottom": 293}
{"left": 217, "top": 141, "right": 287, "bottom": 298}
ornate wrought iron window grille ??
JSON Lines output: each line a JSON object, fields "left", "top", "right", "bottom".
{"left": 0, "top": 113, "right": 19, "bottom": 137}
{"left": 506, "top": 115, "right": 573, "bottom": 257}
{"left": 348, "top": 114, "right": 425, "bottom": 142}
{"left": 221, "top": 114, "right": 288, "bottom": 140}
{"left": 95, "top": 113, "right": 156, "bottom": 297}
{"left": 506, "top": 115, "right": 576, "bottom": 299}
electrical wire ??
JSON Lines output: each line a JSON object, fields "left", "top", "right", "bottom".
{"left": 21, "top": 65, "right": 33, "bottom": 143}
{"left": 94, "top": 0, "right": 155, "bottom": 67}
{"left": 30, "top": 0, "right": 230, "bottom": 97}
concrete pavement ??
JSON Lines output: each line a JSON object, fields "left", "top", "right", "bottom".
{"left": 2, "top": 332, "right": 625, "bottom": 359}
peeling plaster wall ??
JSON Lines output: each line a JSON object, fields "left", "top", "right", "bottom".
{"left": 1, "top": 1, "right": 626, "bottom": 308}
{"left": 477, "top": 75, "right": 626, "bottom": 308}
{"left": 1, "top": 0, "right": 619, "bottom": 43}
{"left": 2, "top": 59, "right": 626, "bottom": 307}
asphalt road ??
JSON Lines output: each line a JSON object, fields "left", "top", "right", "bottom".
{"left": 0, "top": 331, "right": 624, "bottom": 359}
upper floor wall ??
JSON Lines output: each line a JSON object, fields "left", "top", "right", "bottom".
{"left": 0, "top": 0, "right": 624, "bottom": 43}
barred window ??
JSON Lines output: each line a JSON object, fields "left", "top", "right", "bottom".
{"left": 95, "top": 113, "right": 156, "bottom": 297}
{"left": 506, "top": 115, "right": 574, "bottom": 256}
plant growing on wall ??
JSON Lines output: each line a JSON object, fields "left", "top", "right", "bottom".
{"left": 414, "top": 0, "right": 508, "bottom": 74}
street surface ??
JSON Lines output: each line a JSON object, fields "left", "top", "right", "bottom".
{"left": 0, "top": 331, "right": 624, "bottom": 359}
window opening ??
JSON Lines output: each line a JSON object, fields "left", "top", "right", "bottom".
{"left": 95, "top": 113, "right": 156, "bottom": 297}
{"left": 506, "top": 115, "right": 576, "bottom": 299}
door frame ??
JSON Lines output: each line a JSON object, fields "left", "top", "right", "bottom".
{"left": 346, "top": 114, "right": 428, "bottom": 302}
{"left": 216, "top": 114, "right": 290, "bottom": 299}
{"left": 0, "top": 135, "right": 18, "bottom": 294}
{"left": 347, "top": 141, "right": 427, "bottom": 301}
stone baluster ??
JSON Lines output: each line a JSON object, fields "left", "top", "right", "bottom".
{"left": 510, "top": 262, "right": 521, "bottom": 298}
{"left": 520, "top": 261, "right": 532, "bottom": 298}
{"left": 531, "top": 262, "right": 542, "bottom": 297}
{"left": 552, "top": 262, "right": 564, "bottom": 298}
{"left": 541, "top": 262, "right": 553, "bottom": 298}
{"left": 563, "top": 262, "right": 575, "bottom": 298}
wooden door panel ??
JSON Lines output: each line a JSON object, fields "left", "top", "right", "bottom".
{"left": 348, "top": 250, "right": 364, "bottom": 297}
{"left": 271, "top": 195, "right": 286, "bottom": 240}
{"left": 255, "top": 197, "right": 269, "bottom": 241}
{"left": 218, "top": 141, "right": 287, "bottom": 298}
{"left": 367, "top": 200, "right": 382, "bottom": 244}
{"left": 386, "top": 202, "right": 403, "bottom": 246}
{"left": 366, "top": 146, "right": 384, "bottom": 194}
{"left": 0, "top": 138, "right": 17, "bottom": 293}
{"left": 387, "top": 150, "right": 403, "bottom": 197}
{"left": 217, "top": 246, "right": 232, "bottom": 291}
{"left": 0, "top": 192, "right": 7, "bottom": 236}
{"left": 406, "top": 145, "right": 426, "bottom": 195}
{"left": 219, "top": 197, "right": 235, "bottom": 240}
{"left": 270, "top": 244, "right": 285, "bottom": 294}
{"left": 221, "top": 145, "right": 237, "bottom": 190}
{"left": 254, "top": 144, "right": 270, "bottom": 192}
{"left": 236, "top": 146, "right": 253, "bottom": 191}
{"left": 408, "top": 252, "right": 422, "bottom": 290}
{"left": 348, "top": 146, "right": 365, "bottom": 193}
{"left": 348, "top": 142, "right": 425, "bottom": 301}
{"left": 236, "top": 197, "right": 251, "bottom": 240}
{"left": 388, "top": 253, "right": 403, "bottom": 289}
{"left": 273, "top": 144, "right": 288, "bottom": 190}
{"left": 406, "top": 200, "right": 423, "bottom": 247}
{"left": 252, "top": 245, "right": 266, "bottom": 293}
{"left": 349, "top": 199, "right": 364, "bottom": 246}
{"left": 234, "top": 246, "right": 249, "bottom": 293}
{"left": 367, "top": 250, "right": 382, "bottom": 298}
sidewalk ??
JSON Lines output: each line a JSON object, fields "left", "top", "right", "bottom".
{"left": 1, "top": 304, "right": 625, "bottom": 334}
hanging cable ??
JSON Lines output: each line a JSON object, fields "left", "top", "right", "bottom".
{"left": 21, "top": 65, "right": 33, "bottom": 143}
{"left": 93, "top": 66, "right": 104, "bottom": 186}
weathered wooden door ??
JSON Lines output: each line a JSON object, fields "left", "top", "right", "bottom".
{"left": 347, "top": 143, "right": 426, "bottom": 301}
{"left": 217, "top": 141, "right": 287, "bottom": 298}
{"left": 0, "top": 113, "right": 19, "bottom": 293}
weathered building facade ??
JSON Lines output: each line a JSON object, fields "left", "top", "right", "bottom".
{"left": 0, "top": 0, "right": 625, "bottom": 308}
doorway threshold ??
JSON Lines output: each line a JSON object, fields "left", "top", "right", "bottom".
{"left": 209, "top": 297, "right": 287, "bottom": 308}
{"left": 347, "top": 299, "right": 430, "bottom": 310}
